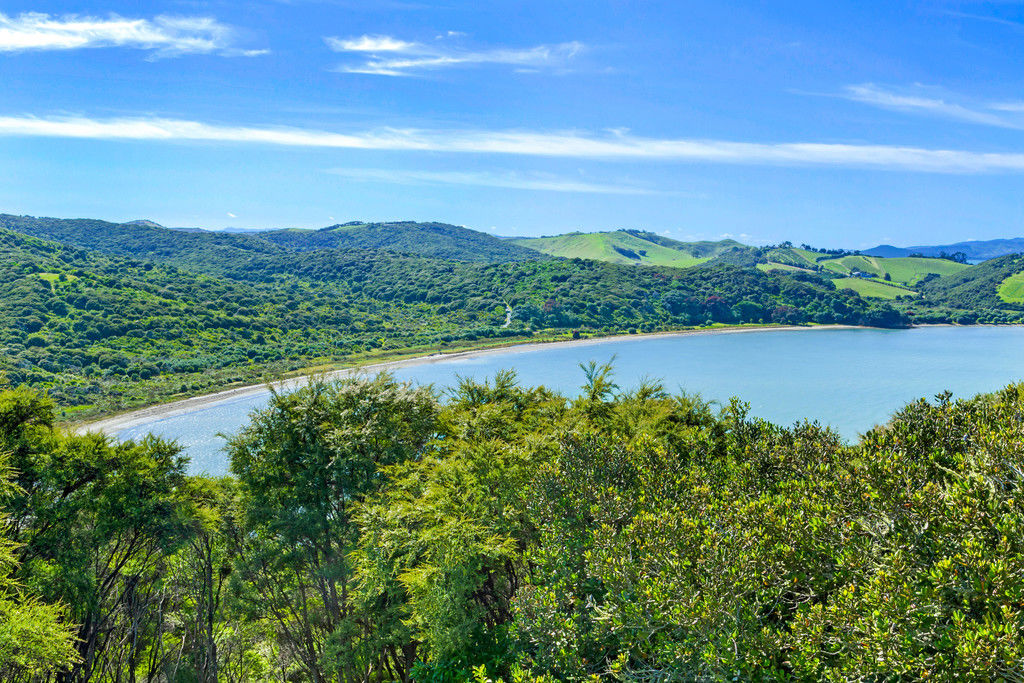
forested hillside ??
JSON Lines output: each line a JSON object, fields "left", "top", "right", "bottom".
{"left": 6, "top": 213, "right": 1024, "bottom": 416}
{"left": 0, "top": 214, "right": 541, "bottom": 265}
{"left": 1, "top": 372, "right": 1022, "bottom": 680}
{"left": 917, "top": 253, "right": 1024, "bottom": 315}
{"left": 0, "top": 223, "right": 907, "bottom": 415}
{"left": 262, "top": 221, "right": 543, "bottom": 262}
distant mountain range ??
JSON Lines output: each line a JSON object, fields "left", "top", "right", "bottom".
{"left": 864, "top": 238, "right": 1024, "bottom": 261}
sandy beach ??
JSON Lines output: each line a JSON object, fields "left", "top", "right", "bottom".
{"left": 76, "top": 324, "right": 865, "bottom": 436}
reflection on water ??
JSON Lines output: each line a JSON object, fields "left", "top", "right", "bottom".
{"left": 116, "top": 326, "right": 1024, "bottom": 475}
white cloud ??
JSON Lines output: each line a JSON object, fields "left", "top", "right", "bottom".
{"left": 840, "top": 83, "right": 1024, "bottom": 130}
{"left": 990, "top": 101, "right": 1024, "bottom": 113}
{"left": 6, "top": 113, "right": 1024, "bottom": 173}
{"left": 325, "top": 168, "right": 662, "bottom": 194}
{"left": 0, "top": 11, "right": 264, "bottom": 57}
{"left": 227, "top": 212, "right": 237, "bottom": 218}
{"left": 324, "top": 34, "right": 416, "bottom": 52}
{"left": 325, "top": 32, "right": 583, "bottom": 76}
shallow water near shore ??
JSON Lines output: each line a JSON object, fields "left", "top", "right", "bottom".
{"left": 115, "top": 326, "right": 1024, "bottom": 475}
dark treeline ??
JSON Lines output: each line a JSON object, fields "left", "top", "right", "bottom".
{"left": 2, "top": 368, "right": 1022, "bottom": 681}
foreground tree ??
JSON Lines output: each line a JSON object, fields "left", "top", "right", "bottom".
{"left": 0, "top": 447, "right": 78, "bottom": 682}
{"left": 0, "top": 386, "right": 189, "bottom": 682}
{"left": 353, "top": 372, "right": 567, "bottom": 681}
{"left": 228, "top": 375, "right": 439, "bottom": 682}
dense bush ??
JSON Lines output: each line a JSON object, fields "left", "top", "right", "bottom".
{"left": 1, "top": 371, "right": 1022, "bottom": 680}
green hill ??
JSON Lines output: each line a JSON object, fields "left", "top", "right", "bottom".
{"left": 763, "top": 246, "right": 822, "bottom": 269}
{"left": 820, "top": 254, "right": 969, "bottom": 286}
{"left": 758, "top": 262, "right": 816, "bottom": 274}
{"left": 261, "top": 221, "right": 542, "bottom": 262}
{"left": 918, "top": 253, "right": 1024, "bottom": 312}
{"left": 998, "top": 271, "right": 1024, "bottom": 303}
{"left": 832, "top": 277, "right": 917, "bottom": 300}
{"left": 755, "top": 249, "right": 976, "bottom": 300}
{"left": 0, "top": 214, "right": 283, "bottom": 275}
{"left": 0, "top": 215, "right": 542, "bottom": 267}
{"left": 0, "top": 224, "right": 910, "bottom": 414}
{"left": 512, "top": 230, "right": 740, "bottom": 268}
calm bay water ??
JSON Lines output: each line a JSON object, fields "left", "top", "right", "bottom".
{"left": 116, "top": 326, "right": 1024, "bottom": 475}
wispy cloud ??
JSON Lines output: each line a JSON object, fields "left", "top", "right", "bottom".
{"left": 0, "top": 12, "right": 266, "bottom": 57}
{"left": 839, "top": 83, "right": 1024, "bottom": 130}
{"left": 325, "top": 168, "right": 662, "bottom": 194}
{"left": 6, "top": 113, "right": 1024, "bottom": 173}
{"left": 941, "top": 9, "right": 1024, "bottom": 32}
{"left": 325, "top": 32, "right": 583, "bottom": 76}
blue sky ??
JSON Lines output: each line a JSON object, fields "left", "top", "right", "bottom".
{"left": 3, "top": 1, "right": 1024, "bottom": 247}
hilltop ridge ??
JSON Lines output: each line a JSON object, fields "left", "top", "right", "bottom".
{"left": 864, "top": 237, "right": 1024, "bottom": 260}
{"left": 511, "top": 229, "right": 742, "bottom": 267}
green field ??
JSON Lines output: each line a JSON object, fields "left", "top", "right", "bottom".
{"left": 757, "top": 262, "right": 815, "bottom": 274}
{"left": 512, "top": 231, "right": 710, "bottom": 267}
{"left": 764, "top": 247, "right": 822, "bottom": 269}
{"left": 833, "top": 276, "right": 917, "bottom": 299}
{"left": 821, "top": 255, "right": 968, "bottom": 285}
{"left": 997, "top": 271, "right": 1024, "bottom": 303}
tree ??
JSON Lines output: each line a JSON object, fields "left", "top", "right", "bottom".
{"left": 0, "top": 449, "right": 78, "bottom": 681}
{"left": 228, "top": 375, "right": 439, "bottom": 682}
{"left": 353, "top": 372, "right": 566, "bottom": 681}
{"left": 0, "top": 386, "right": 187, "bottom": 682}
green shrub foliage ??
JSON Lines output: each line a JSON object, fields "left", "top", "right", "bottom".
{"left": 1, "top": 371, "right": 1023, "bottom": 680}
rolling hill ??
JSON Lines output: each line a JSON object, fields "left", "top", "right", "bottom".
{"left": 0, "top": 215, "right": 543, "bottom": 267}
{"left": 762, "top": 246, "right": 822, "bottom": 269}
{"left": 831, "top": 277, "right": 917, "bottom": 300}
{"left": 0, "top": 217, "right": 915, "bottom": 413}
{"left": 755, "top": 248, "right": 970, "bottom": 298}
{"left": 819, "top": 255, "right": 969, "bottom": 286}
{"left": 917, "top": 253, "right": 1024, "bottom": 312}
{"left": 511, "top": 230, "right": 741, "bottom": 267}
{"left": 261, "top": 221, "right": 543, "bottom": 262}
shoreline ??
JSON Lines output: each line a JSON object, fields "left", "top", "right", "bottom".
{"left": 76, "top": 323, "right": 869, "bottom": 436}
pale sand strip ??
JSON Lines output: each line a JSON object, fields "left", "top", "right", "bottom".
{"left": 76, "top": 324, "right": 866, "bottom": 436}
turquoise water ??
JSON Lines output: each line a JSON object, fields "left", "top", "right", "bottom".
{"left": 116, "top": 326, "right": 1024, "bottom": 475}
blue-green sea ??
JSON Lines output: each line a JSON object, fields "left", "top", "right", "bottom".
{"left": 115, "top": 326, "right": 1024, "bottom": 475}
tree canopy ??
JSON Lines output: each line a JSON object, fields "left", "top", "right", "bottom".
{"left": 1, "top": 371, "right": 1022, "bottom": 680}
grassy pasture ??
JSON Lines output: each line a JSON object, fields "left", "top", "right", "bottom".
{"left": 513, "top": 232, "right": 708, "bottom": 268}
{"left": 765, "top": 247, "right": 821, "bottom": 269}
{"left": 997, "top": 271, "right": 1024, "bottom": 303}
{"left": 832, "top": 277, "right": 917, "bottom": 299}
{"left": 757, "top": 262, "right": 816, "bottom": 274}
{"left": 822, "top": 255, "right": 968, "bottom": 285}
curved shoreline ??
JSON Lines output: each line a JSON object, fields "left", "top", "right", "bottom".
{"left": 76, "top": 323, "right": 871, "bottom": 436}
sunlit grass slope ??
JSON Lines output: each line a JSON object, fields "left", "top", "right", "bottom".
{"left": 821, "top": 255, "right": 968, "bottom": 285}
{"left": 997, "top": 271, "right": 1024, "bottom": 303}
{"left": 511, "top": 231, "right": 738, "bottom": 268}
{"left": 757, "top": 262, "right": 815, "bottom": 274}
{"left": 833, "top": 277, "right": 918, "bottom": 299}
{"left": 763, "top": 247, "right": 822, "bottom": 269}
